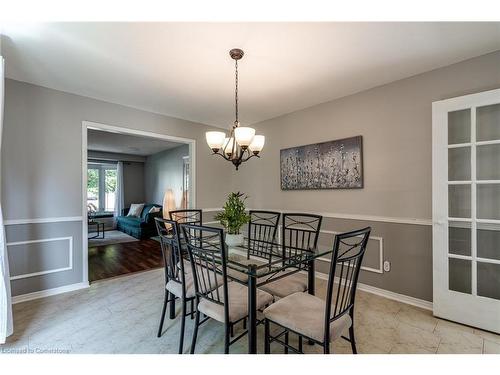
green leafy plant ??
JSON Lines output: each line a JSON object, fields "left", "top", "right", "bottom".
{"left": 215, "top": 192, "right": 250, "bottom": 234}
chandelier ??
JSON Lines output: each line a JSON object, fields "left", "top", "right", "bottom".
{"left": 205, "top": 48, "right": 265, "bottom": 170}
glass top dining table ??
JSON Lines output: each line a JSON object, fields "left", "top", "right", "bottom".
{"left": 222, "top": 243, "right": 334, "bottom": 354}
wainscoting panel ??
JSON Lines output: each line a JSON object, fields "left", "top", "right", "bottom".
{"left": 5, "top": 220, "right": 84, "bottom": 297}
{"left": 203, "top": 208, "right": 432, "bottom": 302}
{"left": 8, "top": 236, "right": 73, "bottom": 280}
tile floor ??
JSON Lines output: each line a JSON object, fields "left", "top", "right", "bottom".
{"left": 2, "top": 269, "right": 499, "bottom": 354}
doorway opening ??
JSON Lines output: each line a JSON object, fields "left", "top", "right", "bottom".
{"left": 82, "top": 121, "right": 196, "bottom": 283}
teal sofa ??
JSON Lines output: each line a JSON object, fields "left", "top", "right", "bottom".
{"left": 116, "top": 204, "right": 162, "bottom": 239}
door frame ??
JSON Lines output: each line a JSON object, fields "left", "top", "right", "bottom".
{"left": 432, "top": 88, "right": 500, "bottom": 333}
{"left": 81, "top": 120, "right": 197, "bottom": 285}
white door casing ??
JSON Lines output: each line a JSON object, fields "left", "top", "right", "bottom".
{"left": 432, "top": 88, "right": 500, "bottom": 333}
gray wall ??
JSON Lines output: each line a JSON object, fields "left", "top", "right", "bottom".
{"left": 4, "top": 51, "right": 500, "bottom": 301}
{"left": 2, "top": 79, "right": 233, "bottom": 296}
{"left": 230, "top": 51, "right": 500, "bottom": 302}
{"left": 122, "top": 161, "right": 146, "bottom": 208}
{"left": 144, "top": 145, "right": 189, "bottom": 206}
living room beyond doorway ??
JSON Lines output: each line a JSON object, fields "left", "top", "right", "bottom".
{"left": 84, "top": 123, "right": 194, "bottom": 282}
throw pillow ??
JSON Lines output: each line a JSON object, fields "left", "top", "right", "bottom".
{"left": 127, "top": 203, "right": 145, "bottom": 217}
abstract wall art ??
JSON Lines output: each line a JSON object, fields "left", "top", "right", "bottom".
{"left": 280, "top": 136, "right": 363, "bottom": 190}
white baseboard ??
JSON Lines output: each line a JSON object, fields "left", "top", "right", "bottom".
{"left": 314, "top": 271, "right": 433, "bottom": 311}
{"left": 12, "top": 282, "right": 90, "bottom": 304}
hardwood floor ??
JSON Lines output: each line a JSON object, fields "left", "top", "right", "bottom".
{"left": 88, "top": 238, "right": 163, "bottom": 282}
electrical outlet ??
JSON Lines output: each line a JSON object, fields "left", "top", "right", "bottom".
{"left": 383, "top": 261, "right": 391, "bottom": 272}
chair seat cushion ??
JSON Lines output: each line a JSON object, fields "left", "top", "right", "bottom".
{"left": 178, "top": 259, "right": 192, "bottom": 274}
{"left": 166, "top": 273, "right": 196, "bottom": 299}
{"left": 226, "top": 253, "right": 270, "bottom": 283}
{"left": 258, "top": 272, "right": 308, "bottom": 298}
{"left": 198, "top": 282, "right": 273, "bottom": 323}
{"left": 263, "top": 292, "right": 352, "bottom": 342}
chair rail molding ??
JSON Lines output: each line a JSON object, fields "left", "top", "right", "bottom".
{"left": 202, "top": 208, "right": 431, "bottom": 226}
{"left": 4, "top": 216, "right": 83, "bottom": 226}
{"left": 7, "top": 236, "right": 74, "bottom": 280}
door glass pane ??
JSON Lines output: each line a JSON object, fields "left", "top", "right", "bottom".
{"left": 477, "top": 144, "right": 500, "bottom": 180}
{"left": 477, "top": 262, "right": 500, "bottom": 300}
{"left": 449, "top": 222, "right": 471, "bottom": 256}
{"left": 449, "top": 258, "right": 471, "bottom": 294}
{"left": 477, "top": 222, "right": 500, "bottom": 261}
{"left": 448, "top": 109, "right": 471, "bottom": 144}
{"left": 477, "top": 103, "right": 500, "bottom": 142}
{"left": 477, "top": 184, "right": 500, "bottom": 220}
{"left": 448, "top": 185, "right": 471, "bottom": 218}
{"left": 104, "top": 169, "right": 117, "bottom": 212}
{"left": 87, "top": 168, "right": 99, "bottom": 212}
{"left": 448, "top": 147, "right": 471, "bottom": 181}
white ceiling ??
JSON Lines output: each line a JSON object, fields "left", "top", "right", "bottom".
{"left": 87, "top": 129, "right": 182, "bottom": 156}
{"left": 2, "top": 22, "right": 500, "bottom": 128}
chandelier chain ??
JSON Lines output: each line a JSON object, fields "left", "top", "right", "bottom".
{"left": 235, "top": 59, "right": 239, "bottom": 124}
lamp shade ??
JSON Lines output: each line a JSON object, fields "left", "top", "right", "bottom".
{"left": 234, "top": 127, "right": 255, "bottom": 147}
{"left": 249, "top": 135, "right": 265, "bottom": 153}
{"left": 206, "top": 131, "right": 226, "bottom": 150}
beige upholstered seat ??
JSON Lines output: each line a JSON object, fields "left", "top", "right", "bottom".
{"left": 226, "top": 253, "right": 270, "bottom": 283}
{"left": 177, "top": 259, "right": 192, "bottom": 273}
{"left": 166, "top": 273, "right": 196, "bottom": 298}
{"left": 167, "top": 266, "right": 223, "bottom": 299}
{"left": 198, "top": 282, "right": 273, "bottom": 323}
{"left": 258, "top": 272, "right": 308, "bottom": 298}
{"left": 263, "top": 292, "right": 352, "bottom": 342}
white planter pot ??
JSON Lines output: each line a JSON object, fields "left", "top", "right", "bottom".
{"left": 225, "top": 233, "right": 244, "bottom": 248}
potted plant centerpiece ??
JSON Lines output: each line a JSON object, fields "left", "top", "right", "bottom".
{"left": 215, "top": 192, "right": 250, "bottom": 247}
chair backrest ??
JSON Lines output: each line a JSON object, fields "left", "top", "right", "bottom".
{"left": 154, "top": 217, "right": 187, "bottom": 293}
{"left": 247, "top": 210, "right": 281, "bottom": 261}
{"left": 169, "top": 209, "right": 203, "bottom": 225}
{"left": 181, "top": 224, "right": 229, "bottom": 319}
{"left": 324, "top": 227, "right": 371, "bottom": 343}
{"left": 281, "top": 213, "right": 323, "bottom": 267}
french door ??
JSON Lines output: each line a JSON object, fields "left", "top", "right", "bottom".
{"left": 433, "top": 88, "right": 500, "bottom": 333}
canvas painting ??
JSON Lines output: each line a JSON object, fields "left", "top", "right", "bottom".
{"left": 280, "top": 136, "right": 363, "bottom": 190}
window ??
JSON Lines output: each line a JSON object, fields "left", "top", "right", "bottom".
{"left": 87, "top": 162, "right": 117, "bottom": 213}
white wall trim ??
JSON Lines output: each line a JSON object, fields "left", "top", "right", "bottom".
{"left": 202, "top": 207, "right": 431, "bottom": 226}
{"left": 205, "top": 220, "right": 384, "bottom": 274}
{"left": 314, "top": 271, "right": 433, "bottom": 311}
{"left": 12, "top": 282, "right": 89, "bottom": 304}
{"left": 317, "top": 229, "right": 384, "bottom": 274}
{"left": 82, "top": 120, "right": 197, "bottom": 286}
{"left": 7, "top": 236, "right": 73, "bottom": 280}
{"left": 4, "top": 216, "right": 83, "bottom": 226}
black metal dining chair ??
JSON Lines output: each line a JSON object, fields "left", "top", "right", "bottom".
{"left": 169, "top": 209, "right": 203, "bottom": 225}
{"left": 181, "top": 223, "right": 273, "bottom": 354}
{"left": 263, "top": 227, "right": 371, "bottom": 354}
{"left": 155, "top": 217, "right": 195, "bottom": 354}
{"left": 226, "top": 210, "right": 281, "bottom": 283}
{"left": 258, "top": 213, "right": 323, "bottom": 299}
{"left": 247, "top": 210, "right": 281, "bottom": 261}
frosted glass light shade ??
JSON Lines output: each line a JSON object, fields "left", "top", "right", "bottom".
{"left": 249, "top": 135, "right": 265, "bottom": 153}
{"left": 234, "top": 127, "right": 255, "bottom": 147}
{"left": 223, "top": 137, "right": 235, "bottom": 156}
{"left": 206, "top": 131, "right": 225, "bottom": 150}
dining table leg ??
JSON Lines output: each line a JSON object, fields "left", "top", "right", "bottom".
{"left": 247, "top": 264, "right": 257, "bottom": 354}
{"left": 307, "top": 258, "right": 315, "bottom": 296}
{"left": 307, "top": 259, "right": 315, "bottom": 345}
